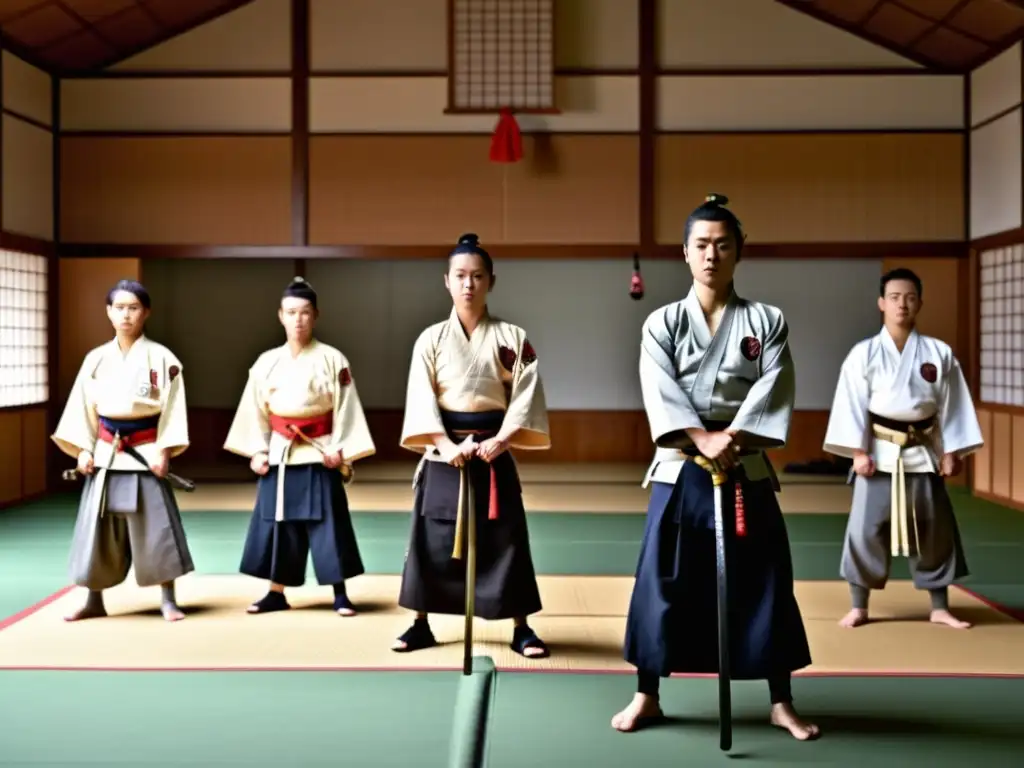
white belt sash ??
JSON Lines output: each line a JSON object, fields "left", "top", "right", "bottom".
{"left": 871, "top": 422, "right": 931, "bottom": 557}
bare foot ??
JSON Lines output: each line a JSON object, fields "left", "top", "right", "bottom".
{"left": 63, "top": 604, "right": 107, "bottom": 622}
{"left": 838, "top": 608, "right": 868, "bottom": 628}
{"left": 930, "top": 609, "right": 971, "bottom": 629}
{"left": 161, "top": 602, "right": 185, "bottom": 622}
{"left": 770, "top": 703, "right": 821, "bottom": 741}
{"left": 611, "top": 693, "right": 663, "bottom": 733}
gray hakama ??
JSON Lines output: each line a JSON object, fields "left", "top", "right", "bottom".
{"left": 841, "top": 471, "right": 969, "bottom": 591}
{"left": 68, "top": 470, "right": 195, "bottom": 590}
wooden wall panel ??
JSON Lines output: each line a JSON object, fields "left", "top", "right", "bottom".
{"left": 61, "top": 79, "right": 292, "bottom": 133}
{"left": 658, "top": 75, "right": 962, "bottom": 132}
{"left": 655, "top": 133, "right": 964, "bottom": 245}
{"left": 971, "top": 407, "right": 1024, "bottom": 511}
{"left": 1, "top": 49, "right": 52, "bottom": 126}
{"left": 0, "top": 407, "right": 47, "bottom": 508}
{"left": 0, "top": 412, "right": 22, "bottom": 505}
{"left": 658, "top": 0, "right": 916, "bottom": 69}
{"left": 309, "top": 136, "right": 503, "bottom": 245}
{"left": 310, "top": 76, "right": 639, "bottom": 134}
{"left": 974, "top": 409, "right": 993, "bottom": 495}
{"left": 2, "top": 114, "right": 54, "bottom": 241}
{"left": 502, "top": 136, "right": 639, "bottom": 243}
{"left": 309, "top": 136, "right": 638, "bottom": 245}
{"left": 970, "top": 42, "right": 1021, "bottom": 128}
{"left": 59, "top": 137, "right": 293, "bottom": 245}
{"left": 20, "top": 407, "right": 47, "bottom": 497}
{"left": 1013, "top": 415, "right": 1024, "bottom": 505}
{"left": 970, "top": 110, "right": 1023, "bottom": 240}
{"left": 111, "top": 0, "right": 290, "bottom": 72}
{"left": 991, "top": 412, "right": 1012, "bottom": 499}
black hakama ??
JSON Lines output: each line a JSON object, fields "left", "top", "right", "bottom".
{"left": 397, "top": 410, "right": 543, "bottom": 620}
{"left": 624, "top": 459, "right": 812, "bottom": 680}
{"left": 239, "top": 463, "right": 364, "bottom": 588}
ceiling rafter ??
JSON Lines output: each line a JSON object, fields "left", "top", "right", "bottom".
{"left": 0, "top": 1, "right": 1022, "bottom": 76}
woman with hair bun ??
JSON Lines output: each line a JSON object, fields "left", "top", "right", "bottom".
{"left": 392, "top": 233, "right": 552, "bottom": 660}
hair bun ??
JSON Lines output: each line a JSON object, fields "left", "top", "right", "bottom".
{"left": 457, "top": 232, "right": 480, "bottom": 246}
{"left": 705, "top": 193, "right": 729, "bottom": 207}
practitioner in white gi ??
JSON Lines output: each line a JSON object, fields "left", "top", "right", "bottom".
{"left": 52, "top": 280, "right": 194, "bottom": 622}
{"left": 823, "top": 267, "right": 983, "bottom": 629}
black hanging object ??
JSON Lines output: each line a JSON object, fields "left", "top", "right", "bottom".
{"left": 629, "top": 252, "right": 644, "bottom": 301}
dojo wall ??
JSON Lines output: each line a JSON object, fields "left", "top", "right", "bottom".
{"left": 968, "top": 43, "right": 1024, "bottom": 509}
{"left": 54, "top": 0, "right": 968, "bottom": 472}
{"left": 0, "top": 49, "right": 54, "bottom": 508}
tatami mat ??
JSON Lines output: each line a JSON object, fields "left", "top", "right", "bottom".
{"left": 1, "top": 575, "right": 1018, "bottom": 675}
{"left": 174, "top": 477, "right": 854, "bottom": 514}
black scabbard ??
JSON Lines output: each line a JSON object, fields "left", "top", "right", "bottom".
{"left": 120, "top": 443, "right": 196, "bottom": 493}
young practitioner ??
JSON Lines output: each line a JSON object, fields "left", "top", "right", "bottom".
{"left": 224, "top": 277, "right": 376, "bottom": 616}
{"left": 613, "top": 195, "right": 819, "bottom": 741}
{"left": 824, "top": 268, "right": 983, "bottom": 629}
{"left": 391, "top": 233, "right": 551, "bottom": 659}
{"left": 53, "top": 279, "right": 194, "bottom": 622}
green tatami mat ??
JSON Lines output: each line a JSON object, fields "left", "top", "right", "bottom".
{"left": 3, "top": 490, "right": 1024, "bottom": 621}
{"left": 486, "top": 673, "right": 1024, "bottom": 767}
{"left": 0, "top": 670, "right": 460, "bottom": 767}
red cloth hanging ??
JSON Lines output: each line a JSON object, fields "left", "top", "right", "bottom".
{"left": 488, "top": 465, "right": 500, "bottom": 520}
{"left": 489, "top": 108, "right": 523, "bottom": 163}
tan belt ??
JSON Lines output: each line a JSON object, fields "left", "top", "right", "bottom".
{"left": 871, "top": 422, "right": 932, "bottom": 557}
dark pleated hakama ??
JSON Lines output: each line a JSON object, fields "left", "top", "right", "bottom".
{"left": 397, "top": 410, "right": 542, "bottom": 620}
{"left": 624, "top": 459, "right": 812, "bottom": 680}
{"left": 239, "top": 463, "right": 364, "bottom": 588}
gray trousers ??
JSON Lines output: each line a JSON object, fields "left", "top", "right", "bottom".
{"left": 840, "top": 472, "right": 969, "bottom": 591}
{"left": 68, "top": 470, "right": 195, "bottom": 591}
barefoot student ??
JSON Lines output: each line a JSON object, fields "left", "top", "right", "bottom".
{"left": 52, "top": 280, "right": 194, "bottom": 623}
{"left": 612, "top": 195, "right": 820, "bottom": 742}
{"left": 224, "top": 277, "right": 376, "bottom": 616}
{"left": 823, "top": 268, "right": 984, "bottom": 630}
{"left": 391, "top": 233, "right": 551, "bottom": 659}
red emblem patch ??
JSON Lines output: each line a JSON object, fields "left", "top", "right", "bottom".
{"left": 498, "top": 346, "right": 518, "bottom": 372}
{"left": 740, "top": 336, "right": 761, "bottom": 362}
{"left": 920, "top": 362, "right": 937, "bottom": 383}
{"left": 339, "top": 367, "right": 352, "bottom": 386}
{"left": 149, "top": 369, "right": 158, "bottom": 387}
{"left": 521, "top": 339, "right": 537, "bottom": 366}
{"left": 168, "top": 365, "right": 180, "bottom": 381}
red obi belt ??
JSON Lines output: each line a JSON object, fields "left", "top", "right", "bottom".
{"left": 98, "top": 415, "right": 159, "bottom": 450}
{"left": 269, "top": 412, "right": 333, "bottom": 440}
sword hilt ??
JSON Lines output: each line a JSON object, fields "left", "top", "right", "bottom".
{"left": 693, "top": 456, "right": 728, "bottom": 486}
